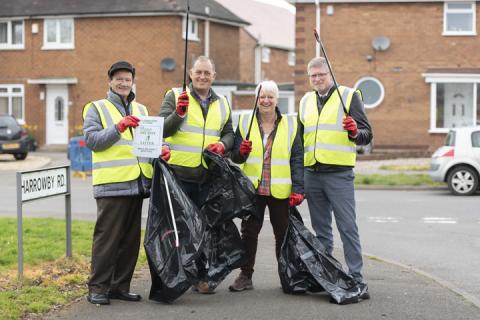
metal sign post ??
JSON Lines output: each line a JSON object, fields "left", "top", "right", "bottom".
{"left": 16, "top": 165, "right": 72, "bottom": 278}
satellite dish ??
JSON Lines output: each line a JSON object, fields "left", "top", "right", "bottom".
{"left": 371, "top": 36, "right": 390, "bottom": 52}
{"left": 160, "top": 58, "right": 176, "bottom": 71}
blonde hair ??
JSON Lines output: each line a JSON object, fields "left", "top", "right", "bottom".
{"left": 255, "top": 80, "right": 279, "bottom": 98}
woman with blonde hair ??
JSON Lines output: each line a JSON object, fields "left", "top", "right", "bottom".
{"left": 229, "top": 80, "right": 304, "bottom": 291}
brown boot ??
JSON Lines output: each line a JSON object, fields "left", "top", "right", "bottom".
{"left": 229, "top": 274, "right": 253, "bottom": 292}
{"left": 192, "top": 281, "right": 216, "bottom": 294}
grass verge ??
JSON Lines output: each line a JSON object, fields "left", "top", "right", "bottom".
{"left": 379, "top": 164, "right": 431, "bottom": 171}
{"left": 0, "top": 218, "right": 146, "bottom": 320}
{"left": 355, "top": 173, "right": 443, "bottom": 186}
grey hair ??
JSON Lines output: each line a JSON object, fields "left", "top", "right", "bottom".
{"left": 307, "top": 57, "right": 328, "bottom": 73}
{"left": 255, "top": 80, "right": 279, "bottom": 98}
{"left": 191, "top": 55, "right": 216, "bottom": 72}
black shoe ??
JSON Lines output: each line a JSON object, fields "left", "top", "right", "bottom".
{"left": 108, "top": 291, "right": 142, "bottom": 301}
{"left": 87, "top": 292, "right": 110, "bottom": 305}
{"left": 357, "top": 282, "right": 371, "bottom": 300}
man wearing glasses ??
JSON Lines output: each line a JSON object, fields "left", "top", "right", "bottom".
{"left": 297, "top": 57, "right": 373, "bottom": 301}
{"left": 159, "top": 56, "right": 234, "bottom": 294}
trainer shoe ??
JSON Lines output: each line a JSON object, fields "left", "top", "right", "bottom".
{"left": 192, "top": 281, "right": 216, "bottom": 294}
{"left": 229, "top": 274, "right": 253, "bottom": 292}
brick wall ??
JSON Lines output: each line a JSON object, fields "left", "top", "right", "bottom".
{"left": 262, "top": 47, "right": 294, "bottom": 84}
{"left": 0, "top": 15, "right": 243, "bottom": 146}
{"left": 239, "top": 29, "right": 256, "bottom": 83}
{"left": 209, "top": 22, "right": 240, "bottom": 81}
{"left": 295, "top": 2, "right": 480, "bottom": 151}
{"left": 232, "top": 94, "right": 255, "bottom": 110}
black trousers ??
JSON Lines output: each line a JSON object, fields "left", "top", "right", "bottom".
{"left": 88, "top": 196, "right": 143, "bottom": 294}
{"left": 240, "top": 195, "right": 289, "bottom": 279}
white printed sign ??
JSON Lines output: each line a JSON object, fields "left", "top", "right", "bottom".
{"left": 133, "top": 116, "right": 164, "bottom": 158}
{"left": 20, "top": 167, "right": 68, "bottom": 201}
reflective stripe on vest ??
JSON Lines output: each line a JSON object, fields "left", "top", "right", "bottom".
{"left": 299, "top": 86, "right": 357, "bottom": 167}
{"left": 239, "top": 113, "right": 297, "bottom": 199}
{"left": 82, "top": 99, "right": 153, "bottom": 185}
{"left": 165, "top": 88, "right": 230, "bottom": 168}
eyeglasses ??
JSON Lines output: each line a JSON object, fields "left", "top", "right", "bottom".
{"left": 308, "top": 72, "right": 329, "bottom": 79}
{"left": 193, "top": 70, "right": 213, "bottom": 77}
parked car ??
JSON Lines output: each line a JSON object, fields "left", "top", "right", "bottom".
{"left": 429, "top": 126, "right": 480, "bottom": 195}
{"left": 0, "top": 114, "right": 30, "bottom": 160}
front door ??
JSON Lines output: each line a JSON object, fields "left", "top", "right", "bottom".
{"left": 443, "top": 83, "right": 474, "bottom": 128}
{"left": 46, "top": 85, "right": 69, "bottom": 144}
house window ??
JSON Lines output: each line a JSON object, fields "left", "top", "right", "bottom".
{"left": 443, "top": 2, "right": 476, "bottom": 35}
{"left": 54, "top": 97, "right": 65, "bottom": 121}
{"left": 0, "top": 19, "right": 24, "bottom": 49}
{"left": 262, "top": 47, "right": 270, "bottom": 63}
{"left": 288, "top": 51, "right": 295, "bottom": 66}
{"left": 0, "top": 85, "right": 24, "bottom": 121}
{"left": 424, "top": 73, "right": 480, "bottom": 132}
{"left": 182, "top": 17, "right": 199, "bottom": 41}
{"left": 354, "top": 77, "right": 385, "bottom": 109}
{"left": 43, "top": 18, "right": 74, "bottom": 49}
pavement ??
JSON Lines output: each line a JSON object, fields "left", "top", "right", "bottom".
{"left": 2, "top": 152, "right": 479, "bottom": 319}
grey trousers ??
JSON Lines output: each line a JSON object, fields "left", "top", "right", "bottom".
{"left": 304, "top": 168, "right": 364, "bottom": 282}
{"left": 88, "top": 196, "right": 143, "bottom": 294}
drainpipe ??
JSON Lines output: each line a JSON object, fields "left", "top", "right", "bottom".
{"left": 204, "top": 6, "right": 210, "bottom": 56}
{"left": 315, "top": 0, "right": 320, "bottom": 57}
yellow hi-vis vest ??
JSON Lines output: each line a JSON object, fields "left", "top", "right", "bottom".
{"left": 82, "top": 99, "right": 153, "bottom": 185}
{"left": 299, "top": 86, "right": 357, "bottom": 167}
{"left": 238, "top": 113, "right": 297, "bottom": 199}
{"left": 165, "top": 88, "right": 231, "bottom": 168}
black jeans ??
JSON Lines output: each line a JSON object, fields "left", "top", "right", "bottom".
{"left": 240, "top": 195, "right": 289, "bottom": 279}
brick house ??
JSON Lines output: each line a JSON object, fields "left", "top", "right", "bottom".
{"left": 292, "top": 0, "right": 480, "bottom": 151}
{"left": 214, "top": 0, "right": 296, "bottom": 119}
{"left": 0, "top": 0, "right": 252, "bottom": 147}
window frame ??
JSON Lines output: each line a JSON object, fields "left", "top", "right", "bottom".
{"left": 288, "top": 51, "right": 295, "bottom": 66}
{"left": 443, "top": 1, "right": 476, "bottom": 36}
{"left": 0, "top": 84, "right": 25, "bottom": 122}
{"left": 423, "top": 73, "right": 480, "bottom": 133}
{"left": 182, "top": 16, "right": 199, "bottom": 41}
{"left": 0, "top": 19, "right": 25, "bottom": 50}
{"left": 354, "top": 76, "right": 385, "bottom": 109}
{"left": 261, "top": 47, "right": 270, "bottom": 63}
{"left": 42, "top": 18, "right": 75, "bottom": 50}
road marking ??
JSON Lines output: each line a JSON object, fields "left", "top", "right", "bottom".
{"left": 423, "top": 217, "right": 457, "bottom": 224}
{"left": 367, "top": 217, "right": 400, "bottom": 223}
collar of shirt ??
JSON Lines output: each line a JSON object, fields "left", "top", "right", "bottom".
{"left": 190, "top": 87, "right": 213, "bottom": 109}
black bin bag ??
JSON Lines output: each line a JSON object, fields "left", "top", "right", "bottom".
{"left": 198, "top": 151, "right": 256, "bottom": 289}
{"left": 279, "top": 208, "right": 362, "bottom": 304}
{"left": 204, "top": 221, "right": 246, "bottom": 289}
{"left": 144, "top": 159, "right": 206, "bottom": 303}
{"left": 201, "top": 150, "right": 258, "bottom": 227}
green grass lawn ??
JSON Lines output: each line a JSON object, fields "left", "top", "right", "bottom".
{"left": 0, "top": 218, "right": 146, "bottom": 320}
{"left": 379, "top": 164, "right": 431, "bottom": 171}
{"left": 355, "top": 173, "right": 443, "bottom": 186}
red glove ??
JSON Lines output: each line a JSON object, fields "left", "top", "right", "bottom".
{"left": 161, "top": 145, "right": 170, "bottom": 161}
{"left": 207, "top": 142, "right": 225, "bottom": 155}
{"left": 116, "top": 115, "right": 140, "bottom": 133}
{"left": 176, "top": 91, "right": 189, "bottom": 117}
{"left": 239, "top": 140, "right": 252, "bottom": 157}
{"left": 289, "top": 193, "right": 304, "bottom": 207}
{"left": 343, "top": 116, "right": 358, "bottom": 138}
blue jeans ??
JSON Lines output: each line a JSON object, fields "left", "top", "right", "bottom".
{"left": 304, "top": 168, "right": 364, "bottom": 282}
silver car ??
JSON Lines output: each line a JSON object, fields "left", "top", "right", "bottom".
{"left": 429, "top": 126, "right": 480, "bottom": 195}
